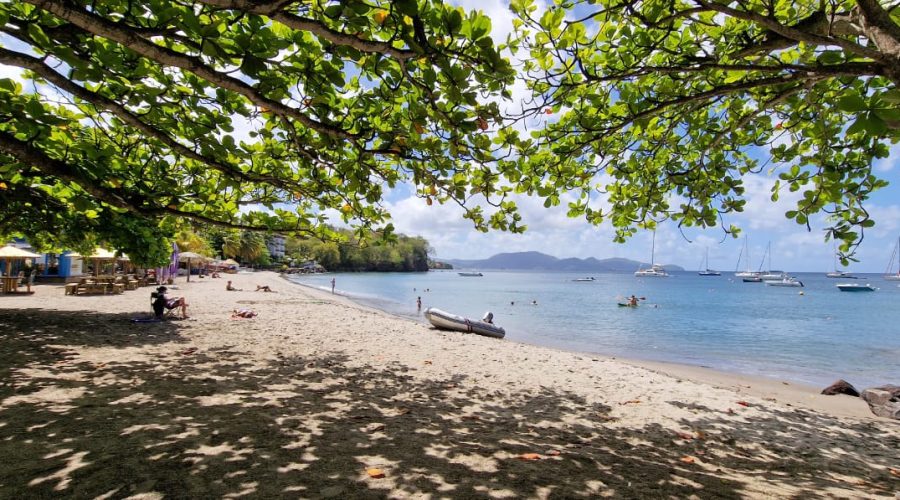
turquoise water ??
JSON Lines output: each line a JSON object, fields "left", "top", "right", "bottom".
{"left": 287, "top": 271, "right": 899, "bottom": 388}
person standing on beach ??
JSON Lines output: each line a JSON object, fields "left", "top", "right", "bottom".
{"left": 331, "top": 277, "right": 335, "bottom": 294}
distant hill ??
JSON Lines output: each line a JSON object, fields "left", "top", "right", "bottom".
{"left": 442, "top": 251, "right": 684, "bottom": 272}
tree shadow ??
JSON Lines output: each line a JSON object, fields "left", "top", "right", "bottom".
{"left": 0, "top": 310, "right": 897, "bottom": 498}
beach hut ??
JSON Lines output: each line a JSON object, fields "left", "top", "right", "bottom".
{"left": 89, "top": 248, "right": 118, "bottom": 276}
{"left": 117, "top": 253, "right": 133, "bottom": 274}
{"left": 178, "top": 252, "right": 210, "bottom": 282}
{"left": 0, "top": 245, "right": 41, "bottom": 293}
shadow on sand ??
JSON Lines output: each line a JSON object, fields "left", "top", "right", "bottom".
{"left": 0, "top": 309, "right": 897, "bottom": 498}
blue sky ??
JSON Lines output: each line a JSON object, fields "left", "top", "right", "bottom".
{"left": 2, "top": 2, "right": 898, "bottom": 273}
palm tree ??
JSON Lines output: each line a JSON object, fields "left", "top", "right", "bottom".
{"left": 221, "top": 231, "right": 267, "bottom": 264}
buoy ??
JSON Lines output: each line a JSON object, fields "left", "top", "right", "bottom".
{"left": 798, "top": 291, "right": 804, "bottom": 295}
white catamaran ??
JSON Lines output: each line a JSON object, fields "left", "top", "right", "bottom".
{"left": 635, "top": 231, "right": 669, "bottom": 277}
{"left": 757, "top": 242, "right": 786, "bottom": 281}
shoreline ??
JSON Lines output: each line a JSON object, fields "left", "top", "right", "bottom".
{"left": 282, "top": 273, "right": 876, "bottom": 420}
{"left": 1, "top": 271, "right": 897, "bottom": 498}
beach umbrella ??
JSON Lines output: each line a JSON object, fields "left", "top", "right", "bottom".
{"left": 178, "top": 251, "right": 208, "bottom": 282}
{"left": 0, "top": 245, "right": 40, "bottom": 277}
{"left": 221, "top": 258, "right": 239, "bottom": 266}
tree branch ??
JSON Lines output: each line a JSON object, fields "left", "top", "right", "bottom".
{"left": 25, "top": 0, "right": 359, "bottom": 141}
{"left": 694, "top": 0, "right": 884, "bottom": 61}
{"left": 194, "top": 0, "right": 420, "bottom": 61}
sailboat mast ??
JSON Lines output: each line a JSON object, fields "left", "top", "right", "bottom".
{"left": 745, "top": 237, "right": 752, "bottom": 273}
{"left": 650, "top": 231, "right": 656, "bottom": 266}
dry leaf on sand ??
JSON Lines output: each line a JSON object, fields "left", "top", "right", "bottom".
{"left": 366, "top": 468, "right": 385, "bottom": 478}
{"left": 519, "top": 453, "right": 542, "bottom": 460}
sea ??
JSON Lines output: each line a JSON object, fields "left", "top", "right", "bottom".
{"left": 286, "top": 270, "right": 900, "bottom": 389}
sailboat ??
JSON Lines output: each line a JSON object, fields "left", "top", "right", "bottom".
{"left": 757, "top": 242, "right": 786, "bottom": 281}
{"left": 884, "top": 236, "right": 900, "bottom": 281}
{"left": 698, "top": 248, "right": 720, "bottom": 276}
{"left": 634, "top": 231, "right": 669, "bottom": 277}
{"left": 826, "top": 242, "right": 857, "bottom": 279}
{"left": 734, "top": 236, "right": 759, "bottom": 279}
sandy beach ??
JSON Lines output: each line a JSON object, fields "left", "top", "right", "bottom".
{"left": 0, "top": 271, "right": 897, "bottom": 498}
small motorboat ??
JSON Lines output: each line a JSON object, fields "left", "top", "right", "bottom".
{"left": 764, "top": 276, "right": 804, "bottom": 287}
{"left": 573, "top": 277, "right": 596, "bottom": 282}
{"left": 742, "top": 276, "right": 762, "bottom": 283}
{"left": 424, "top": 308, "right": 506, "bottom": 339}
{"left": 836, "top": 283, "right": 877, "bottom": 292}
{"left": 457, "top": 272, "right": 483, "bottom": 277}
{"left": 826, "top": 271, "right": 858, "bottom": 279}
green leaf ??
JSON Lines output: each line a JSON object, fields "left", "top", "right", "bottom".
{"left": 836, "top": 94, "right": 867, "bottom": 112}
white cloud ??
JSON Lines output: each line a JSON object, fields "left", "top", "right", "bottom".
{"left": 874, "top": 144, "right": 899, "bottom": 172}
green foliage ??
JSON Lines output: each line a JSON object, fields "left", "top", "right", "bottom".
{"left": 509, "top": 0, "right": 899, "bottom": 254}
{"left": 221, "top": 230, "right": 268, "bottom": 265}
{"left": 175, "top": 228, "right": 213, "bottom": 256}
{"left": 285, "top": 231, "right": 430, "bottom": 272}
{"left": 0, "top": 0, "right": 517, "bottom": 255}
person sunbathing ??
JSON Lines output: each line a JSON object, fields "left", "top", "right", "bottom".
{"left": 232, "top": 308, "right": 257, "bottom": 318}
{"left": 226, "top": 280, "right": 242, "bottom": 291}
{"left": 255, "top": 285, "right": 274, "bottom": 292}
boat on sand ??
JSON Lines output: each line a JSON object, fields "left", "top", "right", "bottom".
{"left": 424, "top": 308, "right": 506, "bottom": 339}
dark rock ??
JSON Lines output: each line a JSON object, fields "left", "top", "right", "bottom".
{"left": 820, "top": 379, "right": 860, "bottom": 397}
{"left": 860, "top": 385, "right": 900, "bottom": 419}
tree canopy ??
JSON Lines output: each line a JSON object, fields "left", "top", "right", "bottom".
{"left": 508, "top": 0, "right": 899, "bottom": 256}
{"left": 0, "top": 0, "right": 517, "bottom": 266}
{"left": 2, "top": 0, "right": 898, "bottom": 266}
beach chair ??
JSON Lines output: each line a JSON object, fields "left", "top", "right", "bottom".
{"left": 150, "top": 291, "right": 176, "bottom": 318}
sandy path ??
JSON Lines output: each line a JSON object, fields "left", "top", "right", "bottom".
{"left": 0, "top": 271, "right": 897, "bottom": 498}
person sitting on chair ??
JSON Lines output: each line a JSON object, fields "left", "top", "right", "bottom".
{"left": 152, "top": 286, "right": 189, "bottom": 319}
{"left": 255, "top": 285, "right": 274, "bottom": 292}
{"left": 226, "top": 280, "right": 242, "bottom": 291}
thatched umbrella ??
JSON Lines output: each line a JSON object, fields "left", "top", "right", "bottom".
{"left": 0, "top": 245, "right": 41, "bottom": 277}
{"left": 178, "top": 251, "right": 209, "bottom": 282}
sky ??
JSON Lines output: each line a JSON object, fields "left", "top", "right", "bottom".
{"left": 2, "top": 2, "right": 899, "bottom": 273}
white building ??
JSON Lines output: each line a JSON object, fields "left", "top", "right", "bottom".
{"left": 267, "top": 235, "right": 286, "bottom": 260}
